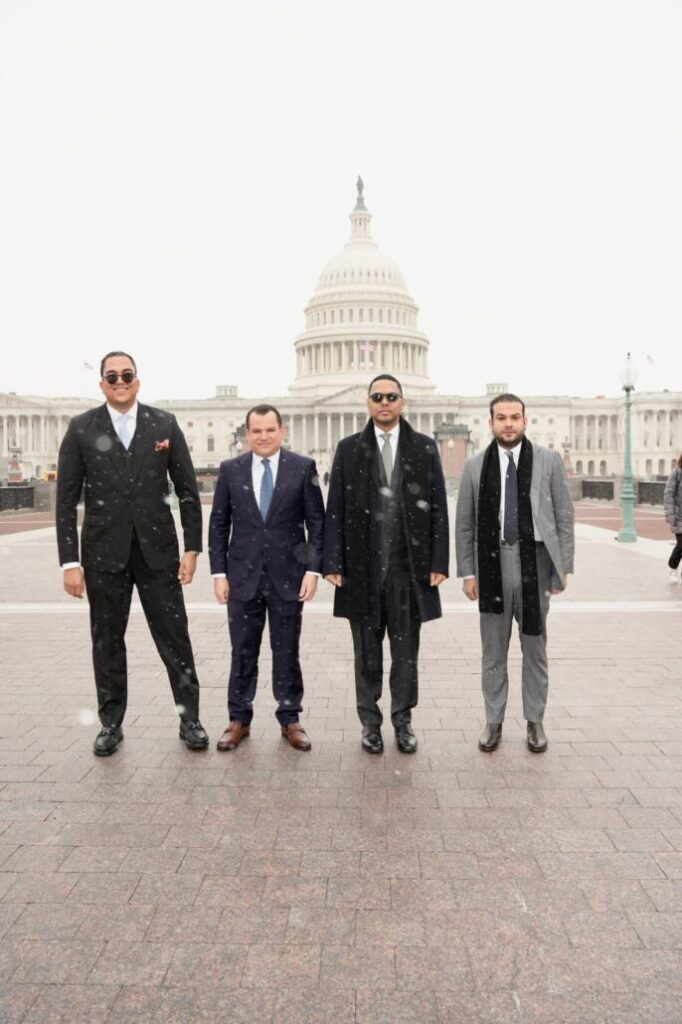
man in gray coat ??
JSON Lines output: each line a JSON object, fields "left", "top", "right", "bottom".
{"left": 455, "top": 394, "right": 574, "bottom": 753}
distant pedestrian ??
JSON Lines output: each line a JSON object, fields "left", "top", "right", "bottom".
{"left": 664, "top": 454, "right": 682, "bottom": 583}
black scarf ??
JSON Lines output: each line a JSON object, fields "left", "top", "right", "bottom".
{"left": 477, "top": 437, "right": 541, "bottom": 636}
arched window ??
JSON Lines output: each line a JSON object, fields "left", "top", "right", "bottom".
{"left": 588, "top": 460, "right": 595, "bottom": 475}
{"left": 599, "top": 460, "right": 607, "bottom": 475}
{"left": 645, "top": 459, "right": 652, "bottom": 476}
{"left": 207, "top": 436, "right": 215, "bottom": 453}
{"left": 576, "top": 460, "right": 583, "bottom": 474}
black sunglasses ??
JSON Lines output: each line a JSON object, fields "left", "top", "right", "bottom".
{"left": 103, "top": 370, "right": 136, "bottom": 385}
{"left": 369, "top": 391, "right": 401, "bottom": 404}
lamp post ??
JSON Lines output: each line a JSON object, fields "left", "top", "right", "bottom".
{"left": 617, "top": 353, "right": 638, "bottom": 542}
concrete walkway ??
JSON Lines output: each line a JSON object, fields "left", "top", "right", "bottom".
{"left": 0, "top": 515, "right": 681, "bottom": 1023}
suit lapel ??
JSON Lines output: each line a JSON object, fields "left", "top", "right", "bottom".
{"left": 530, "top": 446, "right": 542, "bottom": 522}
{"left": 97, "top": 405, "right": 129, "bottom": 484}
{"left": 264, "top": 449, "right": 290, "bottom": 523}
{"left": 129, "top": 404, "right": 152, "bottom": 482}
{"left": 239, "top": 453, "right": 261, "bottom": 520}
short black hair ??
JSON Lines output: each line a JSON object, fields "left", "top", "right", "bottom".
{"left": 368, "top": 373, "right": 403, "bottom": 395}
{"left": 245, "top": 403, "right": 283, "bottom": 428}
{"left": 100, "top": 351, "right": 138, "bottom": 377}
{"left": 489, "top": 392, "right": 525, "bottom": 417}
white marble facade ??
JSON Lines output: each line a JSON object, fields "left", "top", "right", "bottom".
{"left": 1, "top": 183, "right": 680, "bottom": 481}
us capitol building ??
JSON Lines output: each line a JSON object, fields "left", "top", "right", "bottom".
{"left": 1, "top": 180, "right": 681, "bottom": 482}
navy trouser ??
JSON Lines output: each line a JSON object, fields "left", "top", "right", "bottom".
{"left": 226, "top": 569, "right": 304, "bottom": 726}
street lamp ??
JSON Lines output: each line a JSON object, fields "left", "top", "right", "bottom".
{"left": 617, "top": 352, "right": 638, "bottom": 542}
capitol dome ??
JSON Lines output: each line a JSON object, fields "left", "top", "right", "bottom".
{"left": 289, "top": 179, "right": 435, "bottom": 397}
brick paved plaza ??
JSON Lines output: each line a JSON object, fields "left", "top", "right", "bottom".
{"left": 1, "top": 508, "right": 682, "bottom": 1023}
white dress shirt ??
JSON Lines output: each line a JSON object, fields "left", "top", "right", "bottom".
{"left": 251, "top": 448, "right": 281, "bottom": 495}
{"left": 498, "top": 442, "right": 541, "bottom": 541}
{"left": 61, "top": 402, "right": 139, "bottom": 571}
{"left": 375, "top": 422, "right": 400, "bottom": 468}
{"left": 107, "top": 401, "right": 139, "bottom": 444}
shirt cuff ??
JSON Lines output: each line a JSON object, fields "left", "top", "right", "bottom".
{"left": 305, "top": 571, "right": 321, "bottom": 577}
{"left": 463, "top": 575, "right": 475, "bottom": 580}
{"left": 62, "top": 562, "right": 81, "bottom": 570}
{"left": 212, "top": 573, "right": 227, "bottom": 578}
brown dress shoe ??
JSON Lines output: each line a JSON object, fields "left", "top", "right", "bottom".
{"left": 281, "top": 723, "right": 312, "bottom": 751}
{"left": 216, "top": 721, "right": 250, "bottom": 751}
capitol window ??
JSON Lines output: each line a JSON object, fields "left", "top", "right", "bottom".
{"left": 359, "top": 308, "right": 364, "bottom": 322}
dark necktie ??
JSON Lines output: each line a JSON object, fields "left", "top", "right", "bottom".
{"left": 380, "top": 433, "right": 393, "bottom": 483}
{"left": 503, "top": 452, "right": 519, "bottom": 545}
{"left": 259, "top": 459, "right": 273, "bottom": 520}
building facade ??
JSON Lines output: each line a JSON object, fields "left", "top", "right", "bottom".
{"left": 1, "top": 182, "right": 680, "bottom": 481}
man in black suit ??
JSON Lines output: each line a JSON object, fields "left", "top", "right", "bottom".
{"left": 57, "top": 351, "right": 209, "bottom": 755}
{"left": 323, "top": 375, "right": 449, "bottom": 754}
{"left": 208, "top": 404, "right": 325, "bottom": 752}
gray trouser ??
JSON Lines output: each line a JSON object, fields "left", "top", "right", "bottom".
{"left": 479, "top": 542, "right": 552, "bottom": 724}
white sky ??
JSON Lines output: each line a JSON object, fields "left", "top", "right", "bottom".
{"left": 1, "top": 0, "right": 681, "bottom": 404}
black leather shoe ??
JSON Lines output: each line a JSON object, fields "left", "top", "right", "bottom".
{"left": 478, "top": 723, "right": 502, "bottom": 752}
{"left": 179, "top": 720, "right": 209, "bottom": 750}
{"left": 395, "top": 723, "right": 418, "bottom": 753}
{"left": 93, "top": 725, "right": 123, "bottom": 757}
{"left": 527, "top": 721, "right": 547, "bottom": 753}
{"left": 361, "top": 725, "right": 383, "bottom": 754}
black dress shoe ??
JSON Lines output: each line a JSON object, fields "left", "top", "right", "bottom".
{"left": 361, "top": 725, "right": 383, "bottom": 754}
{"left": 478, "top": 723, "right": 502, "bottom": 752}
{"left": 179, "top": 720, "right": 209, "bottom": 750}
{"left": 93, "top": 725, "right": 123, "bottom": 757}
{"left": 527, "top": 721, "right": 547, "bottom": 753}
{"left": 395, "top": 723, "right": 418, "bottom": 753}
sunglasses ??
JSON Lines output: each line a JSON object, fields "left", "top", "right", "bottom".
{"left": 369, "top": 391, "right": 401, "bottom": 404}
{"left": 103, "top": 370, "right": 136, "bottom": 385}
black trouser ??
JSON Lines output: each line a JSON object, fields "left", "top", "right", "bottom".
{"left": 84, "top": 537, "right": 200, "bottom": 728}
{"left": 226, "top": 569, "right": 304, "bottom": 726}
{"left": 349, "top": 567, "right": 421, "bottom": 729}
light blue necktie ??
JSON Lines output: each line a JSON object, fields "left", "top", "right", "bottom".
{"left": 117, "top": 414, "right": 133, "bottom": 450}
{"left": 259, "top": 458, "right": 273, "bottom": 520}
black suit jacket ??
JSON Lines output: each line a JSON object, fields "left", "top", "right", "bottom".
{"left": 208, "top": 449, "right": 325, "bottom": 601}
{"left": 56, "top": 403, "right": 202, "bottom": 572}
{"left": 323, "top": 418, "right": 449, "bottom": 626}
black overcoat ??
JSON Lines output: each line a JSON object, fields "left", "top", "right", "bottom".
{"left": 323, "top": 417, "right": 449, "bottom": 626}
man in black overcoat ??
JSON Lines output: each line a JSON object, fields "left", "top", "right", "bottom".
{"left": 56, "top": 351, "right": 209, "bottom": 755}
{"left": 323, "top": 375, "right": 449, "bottom": 754}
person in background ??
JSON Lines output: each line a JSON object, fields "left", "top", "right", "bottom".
{"left": 664, "top": 453, "right": 682, "bottom": 583}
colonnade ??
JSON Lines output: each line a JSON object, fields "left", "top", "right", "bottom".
{"left": 295, "top": 340, "right": 427, "bottom": 379}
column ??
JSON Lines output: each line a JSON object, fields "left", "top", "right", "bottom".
{"left": 289, "top": 414, "right": 296, "bottom": 450}
{"left": 302, "top": 415, "right": 308, "bottom": 453}
{"left": 314, "top": 415, "right": 319, "bottom": 452}
{"left": 326, "top": 413, "right": 332, "bottom": 451}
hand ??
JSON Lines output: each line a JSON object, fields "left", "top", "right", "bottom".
{"left": 430, "top": 572, "right": 447, "bottom": 587}
{"left": 178, "top": 553, "right": 197, "bottom": 585}
{"left": 551, "top": 574, "right": 567, "bottom": 596}
{"left": 63, "top": 567, "right": 85, "bottom": 599}
{"left": 299, "top": 573, "right": 318, "bottom": 602}
{"left": 213, "top": 577, "right": 229, "bottom": 604}
{"left": 324, "top": 573, "right": 344, "bottom": 587}
{"left": 462, "top": 578, "right": 478, "bottom": 601}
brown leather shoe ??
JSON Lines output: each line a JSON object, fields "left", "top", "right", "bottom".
{"left": 216, "top": 721, "right": 250, "bottom": 752}
{"left": 281, "top": 723, "right": 312, "bottom": 751}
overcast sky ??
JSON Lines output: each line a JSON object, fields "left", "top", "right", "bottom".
{"left": 1, "top": 0, "right": 680, "bottom": 404}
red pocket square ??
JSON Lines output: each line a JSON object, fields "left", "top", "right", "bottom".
{"left": 154, "top": 439, "right": 170, "bottom": 451}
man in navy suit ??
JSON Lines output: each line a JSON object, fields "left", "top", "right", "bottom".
{"left": 208, "top": 404, "right": 325, "bottom": 751}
